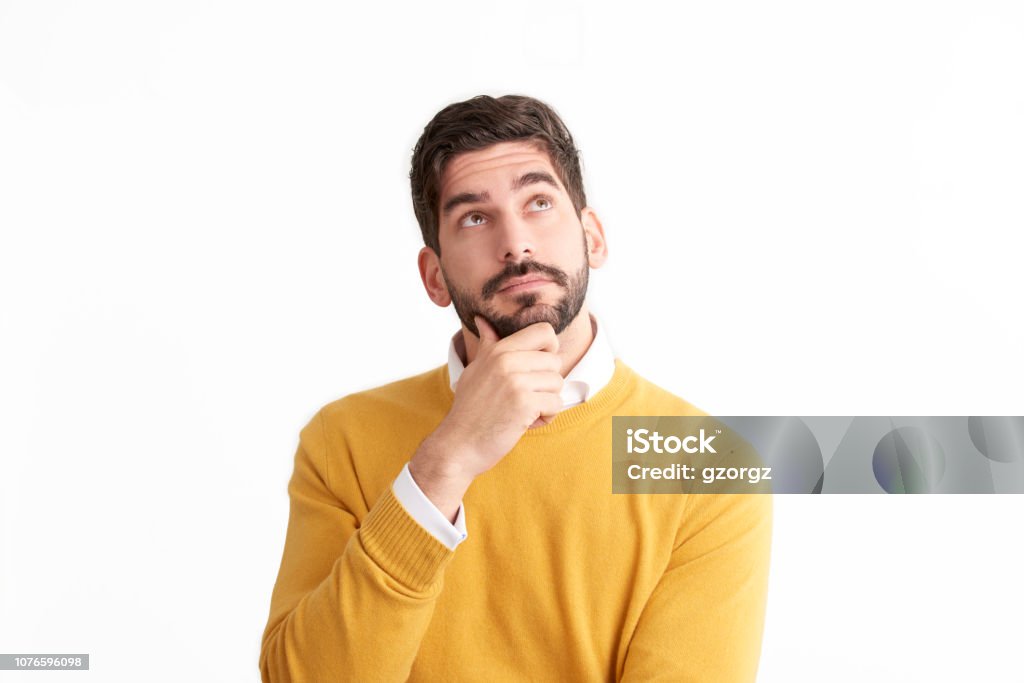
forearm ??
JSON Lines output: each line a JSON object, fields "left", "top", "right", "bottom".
{"left": 260, "top": 487, "right": 454, "bottom": 682}
{"left": 261, "top": 411, "right": 458, "bottom": 682}
{"left": 408, "top": 431, "right": 474, "bottom": 523}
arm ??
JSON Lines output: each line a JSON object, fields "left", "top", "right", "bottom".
{"left": 392, "top": 462, "right": 468, "bottom": 548}
{"left": 260, "top": 319, "right": 564, "bottom": 681}
{"left": 621, "top": 492, "right": 773, "bottom": 683}
{"left": 259, "top": 410, "right": 455, "bottom": 683}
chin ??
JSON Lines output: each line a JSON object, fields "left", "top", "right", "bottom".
{"left": 512, "top": 306, "right": 570, "bottom": 334}
{"left": 515, "top": 307, "right": 557, "bottom": 325}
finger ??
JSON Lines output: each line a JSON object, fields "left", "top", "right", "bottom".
{"left": 533, "top": 392, "right": 563, "bottom": 421}
{"left": 515, "top": 371, "right": 564, "bottom": 393}
{"left": 499, "top": 350, "right": 563, "bottom": 374}
{"left": 474, "top": 315, "right": 500, "bottom": 346}
{"left": 497, "top": 320, "right": 559, "bottom": 354}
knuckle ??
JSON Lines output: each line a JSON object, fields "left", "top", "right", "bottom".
{"left": 512, "top": 393, "right": 532, "bottom": 414}
{"left": 494, "top": 353, "right": 512, "bottom": 374}
{"left": 507, "top": 374, "right": 526, "bottom": 393}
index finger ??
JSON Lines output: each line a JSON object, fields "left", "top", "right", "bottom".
{"left": 494, "top": 320, "right": 560, "bottom": 354}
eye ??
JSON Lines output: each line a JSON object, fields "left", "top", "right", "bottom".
{"left": 528, "top": 196, "right": 553, "bottom": 212}
{"left": 459, "top": 212, "right": 488, "bottom": 228}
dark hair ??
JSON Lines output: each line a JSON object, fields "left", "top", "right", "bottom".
{"left": 409, "top": 94, "right": 587, "bottom": 256}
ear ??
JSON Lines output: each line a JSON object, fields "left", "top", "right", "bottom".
{"left": 418, "top": 246, "right": 452, "bottom": 307}
{"left": 580, "top": 207, "right": 609, "bottom": 269}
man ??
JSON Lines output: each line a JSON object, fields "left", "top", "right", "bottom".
{"left": 260, "top": 95, "right": 772, "bottom": 682}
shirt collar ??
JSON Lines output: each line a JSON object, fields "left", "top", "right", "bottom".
{"left": 446, "top": 312, "right": 616, "bottom": 404}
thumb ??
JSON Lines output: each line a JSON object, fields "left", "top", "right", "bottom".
{"left": 474, "top": 315, "right": 499, "bottom": 345}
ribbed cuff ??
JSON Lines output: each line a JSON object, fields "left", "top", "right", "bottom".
{"left": 392, "top": 463, "right": 468, "bottom": 550}
{"left": 358, "top": 486, "right": 455, "bottom": 592}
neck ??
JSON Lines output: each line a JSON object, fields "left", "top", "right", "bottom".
{"left": 461, "top": 306, "right": 596, "bottom": 378}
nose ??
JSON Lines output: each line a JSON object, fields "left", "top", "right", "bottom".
{"left": 498, "top": 212, "right": 536, "bottom": 262}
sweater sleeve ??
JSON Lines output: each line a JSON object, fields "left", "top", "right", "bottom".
{"left": 259, "top": 409, "right": 456, "bottom": 682}
{"left": 620, "top": 492, "right": 773, "bottom": 683}
{"left": 392, "top": 462, "right": 468, "bottom": 550}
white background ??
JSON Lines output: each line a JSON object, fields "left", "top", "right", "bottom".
{"left": 1, "top": 1, "right": 1022, "bottom": 681}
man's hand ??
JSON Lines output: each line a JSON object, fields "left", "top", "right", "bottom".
{"left": 408, "top": 316, "right": 564, "bottom": 521}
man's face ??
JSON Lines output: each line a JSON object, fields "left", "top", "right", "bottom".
{"left": 432, "top": 141, "right": 591, "bottom": 339}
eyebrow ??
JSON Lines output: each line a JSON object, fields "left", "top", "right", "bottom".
{"left": 441, "top": 171, "right": 561, "bottom": 217}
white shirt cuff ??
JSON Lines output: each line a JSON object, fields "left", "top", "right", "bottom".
{"left": 391, "top": 462, "right": 468, "bottom": 550}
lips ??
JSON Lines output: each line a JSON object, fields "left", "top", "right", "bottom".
{"left": 498, "top": 276, "right": 552, "bottom": 293}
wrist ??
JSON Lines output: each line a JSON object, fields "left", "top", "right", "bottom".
{"left": 409, "top": 432, "right": 474, "bottom": 519}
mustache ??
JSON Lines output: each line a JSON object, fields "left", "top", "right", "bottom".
{"left": 481, "top": 260, "right": 569, "bottom": 300}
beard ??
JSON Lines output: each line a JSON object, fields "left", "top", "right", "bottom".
{"left": 442, "top": 237, "right": 589, "bottom": 340}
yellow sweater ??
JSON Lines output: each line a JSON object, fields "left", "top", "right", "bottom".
{"left": 260, "top": 359, "right": 772, "bottom": 682}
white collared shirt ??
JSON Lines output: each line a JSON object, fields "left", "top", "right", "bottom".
{"left": 391, "top": 312, "right": 616, "bottom": 550}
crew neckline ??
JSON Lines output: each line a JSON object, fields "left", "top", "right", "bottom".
{"left": 438, "top": 358, "right": 637, "bottom": 436}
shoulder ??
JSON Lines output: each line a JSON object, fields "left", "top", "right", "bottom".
{"left": 294, "top": 364, "right": 452, "bottom": 495}
{"left": 316, "top": 364, "right": 451, "bottom": 429}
